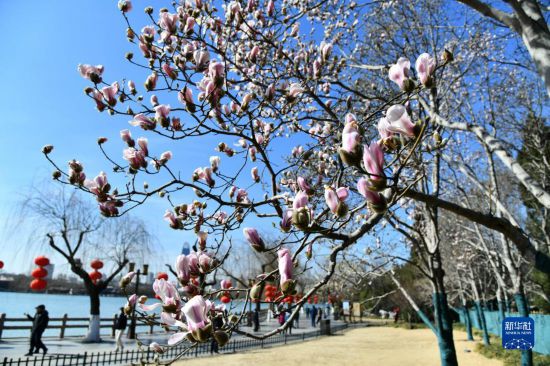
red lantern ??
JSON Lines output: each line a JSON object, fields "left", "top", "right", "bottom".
{"left": 314, "top": 295, "right": 319, "bottom": 304}
{"left": 90, "top": 259, "right": 104, "bottom": 270}
{"left": 0, "top": 260, "right": 4, "bottom": 269}
{"left": 220, "top": 295, "right": 231, "bottom": 304}
{"left": 156, "top": 272, "right": 169, "bottom": 281}
{"left": 34, "top": 256, "right": 50, "bottom": 267}
{"left": 31, "top": 267, "right": 48, "bottom": 279}
{"left": 30, "top": 279, "right": 47, "bottom": 291}
{"left": 89, "top": 270, "right": 102, "bottom": 281}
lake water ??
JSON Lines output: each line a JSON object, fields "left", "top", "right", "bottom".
{"left": 0, "top": 291, "right": 277, "bottom": 338}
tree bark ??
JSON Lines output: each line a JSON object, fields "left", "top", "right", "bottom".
{"left": 515, "top": 292, "right": 533, "bottom": 366}
{"left": 403, "top": 189, "right": 550, "bottom": 276}
{"left": 83, "top": 286, "right": 102, "bottom": 342}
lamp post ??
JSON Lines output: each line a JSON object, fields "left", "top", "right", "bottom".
{"left": 127, "top": 262, "right": 149, "bottom": 339}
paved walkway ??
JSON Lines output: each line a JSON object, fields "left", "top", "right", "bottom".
{"left": 0, "top": 318, "right": 342, "bottom": 359}
{"left": 174, "top": 327, "right": 502, "bottom": 366}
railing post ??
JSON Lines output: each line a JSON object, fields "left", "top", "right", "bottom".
{"left": 0, "top": 313, "right": 5, "bottom": 340}
{"left": 83, "top": 352, "right": 87, "bottom": 366}
{"left": 60, "top": 314, "right": 68, "bottom": 339}
{"left": 149, "top": 315, "right": 155, "bottom": 334}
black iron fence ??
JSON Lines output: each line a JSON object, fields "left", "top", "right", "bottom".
{"left": 1, "top": 323, "right": 350, "bottom": 366}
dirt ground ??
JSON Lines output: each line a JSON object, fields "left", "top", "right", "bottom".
{"left": 174, "top": 326, "right": 502, "bottom": 366}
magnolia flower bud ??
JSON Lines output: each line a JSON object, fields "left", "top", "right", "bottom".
{"left": 52, "top": 170, "right": 62, "bottom": 180}
{"left": 42, "top": 145, "right": 54, "bottom": 154}
{"left": 97, "top": 137, "right": 108, "bottom": 145}
{"left": 213, "top": 330, "right": 230, "bottom": 347}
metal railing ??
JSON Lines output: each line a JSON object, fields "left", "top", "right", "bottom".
{"left": 0, "top": 314, "right": 158, "bottom": 340}
{"left": 1, "top": 323, "right": 350, "bottom": 366}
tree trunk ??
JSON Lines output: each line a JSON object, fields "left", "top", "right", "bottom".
{"left": 474, "top": 301, "right": 490, "bottom": 345}
{"left": 462, "top": 305, "right": 474, "bottom": 341}
{"left": 520, "top": 22, "right": 550, "bottom": 97}
{"left": 433, "top": 292, "right": 459, "bottom": 366}
{"left": 514, "top": 292, "right": 533, "bottom": 366}
{"left": 83, "top": 286, "right": 102, "bottom": 343}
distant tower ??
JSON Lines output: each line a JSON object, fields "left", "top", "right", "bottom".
{"left": 181, "top": 242, "right": 191, "bottom": 255}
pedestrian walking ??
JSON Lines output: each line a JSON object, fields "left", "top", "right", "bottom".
{"left": 310, "top": 306, "right": 317, "bottom": 327}
{"left": 24, "top": 305, "right": 49, "bottom": 356}
{"left": 114, "top": 307, "right": 128, "bottom": 352}
{"left": 210, "top": 315, "right": 224, "bottom": 354}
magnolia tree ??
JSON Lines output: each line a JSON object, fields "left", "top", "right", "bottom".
{"left": 42, "top": 0, "right": 549, "bottom": 365}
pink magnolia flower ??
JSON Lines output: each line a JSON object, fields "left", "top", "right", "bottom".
{"left": 357, "top": 178, "right": 386, "bottom": 212}
{"left": 386, "top": 105, "right": 416, "bottom": 137}
{"left": 388, "top": 57, "right": 410, "bottom": 90}
{"left": 154, "top": 104, "right": 171, "bottom": 121}
{"left": 297, "top": 176, "right": 312, "bottom": 194}
{"left": 213, "top": 211, "right": 228, "bottom": 224}
{"left": 162, "top": 63, "right": 178, "bottom": 79}
{"left": 160, "top": 151, "right": 172, "bottom": 162}
{"left": 280, "top": 210, "right": 293, "bottom": 232}
{"left": 288, "top": 83, "right": 304, "bottom": 100}
{"left": 101, "top": 82, "right": 119, "bottom": 107}
{"left": 140, "top": 279, "right": 181, "bottom": 314}
{"left": 293, "top": 191, "right": 309, "bottom": 209}
{"left": 377, "top": 117, "right": 393, "bottom": 140}
{"left": 144, "top": 72, "right": 158, "bottom": 91}
{"left": 324, "top": 186, "right": 349, "bottom": 216}
{"left": 164, "top": 210, "right": 182, "bottom": 229}
{"left": 363, "top": 142, "right": 385, "bottom": 181}
{"left": 278, "top": 248, "right": 293, "bottom": 288}
{"left": 120, "top": 129, "right": 133, "bottom": 144}
{"left": 198, "top": 252, "right": 214, "bottom": 273}
{"left": 149, "top": 342, "right": 164, "bottom": 353}
{"left": 251, "top": 167, "right": 259, "bottom": 182}
{"left": 415, "top": 53, "right": 436, "bottom": 86}
{"left": 197, "top": 231, "right": 208, "bottom": 250}
{"left": 267, "top": 0, "right": 275, "bottom": 16}
{"left": 220, "top": 279, "right": 232, "bottom": 290}
{"left": 209, "top": 61, "right": 225, "bottom": 83}
{"left": 150, "top": 95, "right": 159, "bottom": 107}
{"left": 129, "top": 114, "right": 156, "bottom": 130}
{"left": 178, "top": 87, "right": 195, "bottom": 112}
{"left": 341, "top": 114, "right": 361, "bottom": 153}
{"left": 137, "top": 137, "right": 149, "bottom": 156}
{"left": 127, "top": 80, "right": 136, "bottom": 94}
{"left": 77, "top": 64, "right": 104, "bottom": 83}
{"left": 184, "top": 17, "right": 196, "bottom": 34}
{"left": 243, "top": 228, "right": 265, "bottom": 251}
{"left": 236, "top": 188, "right": 249, "bottom": 203}
{"left": 182, "top": 295, "right": 211, "bottom": 332}
{"left": 175, "top": 255, "right": 190, "bottom": 283}
{"left": 99, "top": 201, "right": 119, "bottom": 217}
{"left": 319, "top": 41, "right": 333, "bottom": 62}
{"left": 210, "top": 156, "right": 220, "bottom": 172}
{"left": 248, "top": 45, "right": 260, "bottom": 63}
{"left": 194, "top": 49, "right": 210, "bottom": 70}
{"left": 159, "top": 12, "right": 178, "bottom": 33}
{"left": 90, "top": 90, "right": 105, "bottom": 112}
{"left": 248, "top": 146, "right": 257, "bottom": 161}
{"left": 85, "top": 171, "right": 109, "bottom": 199}
{"left": 123, "top": 148, "right": 146, "bottom": 169}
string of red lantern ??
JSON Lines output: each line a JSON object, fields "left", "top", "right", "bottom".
{"left": 89, "top": 259, "right": 103, "bottom": 284}
{"left": 30, "top": 256, "right": 50, "bottom": 291}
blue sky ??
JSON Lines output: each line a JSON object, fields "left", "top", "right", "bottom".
{"left": 0, "top": 0, "right": 313, "bottom": 276}
{"left": 0, "top": 0, "right": 214, "bottom": 275}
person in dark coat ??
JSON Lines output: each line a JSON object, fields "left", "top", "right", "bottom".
{"left": 310, "top": 306, "right": 317, "bottom": 327}
{"left": 25, "top": 305, "right": 49, "bottom": 356}
{"left": 114, "top": 307, "right": 128, "bottom": 352}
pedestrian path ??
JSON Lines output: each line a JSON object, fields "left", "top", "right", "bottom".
{"left": 0, "top": 318, "right": 341, "bottom": 359}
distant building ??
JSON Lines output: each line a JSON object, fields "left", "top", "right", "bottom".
{"left": 181, "top": 242, "right": 191, "bottom": 255}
